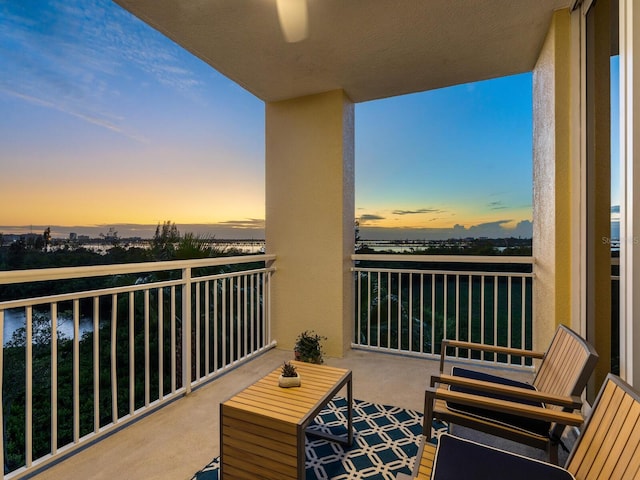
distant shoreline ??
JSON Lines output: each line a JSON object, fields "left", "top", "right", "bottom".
{"left": 0, "top": 234, "right": 538, "bottom": 255}
{"left": 0, "top": 233, "right": 535, "bottom": 244}
{"left": 0, "top": 219, "right": 536, "bottom": 242}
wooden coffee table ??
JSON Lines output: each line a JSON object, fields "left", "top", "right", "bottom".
{"left": 220, "top": 361, "right": 353, "bottom": 479}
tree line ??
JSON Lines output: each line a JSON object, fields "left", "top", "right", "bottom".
{"left": 0, "top": 221, "right": 250, "bottom": 302}
{"left": 1, "top": 221, "right": 262, "bottom": 474}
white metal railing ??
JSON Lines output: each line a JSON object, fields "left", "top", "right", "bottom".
{"left": 611, "top": 256, "right": 620, "bottom": 281}
{"left": 0, "top": 255, "right": 275, "bottom": 479}
{"left": 352, "top": 254, "right": 534, "bottom": 367}
{"left": 611, "top": 256, "right": 620, "bottom": 374}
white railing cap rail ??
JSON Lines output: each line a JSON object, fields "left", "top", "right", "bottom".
{"left": 0, "top": 254, "right": 276, "bottom": 285}
{"left": 352, "top": 254, "right": 534, "bottom": 264}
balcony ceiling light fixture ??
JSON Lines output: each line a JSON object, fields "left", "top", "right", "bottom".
{"left": 276, "top": 0, "right": 308, "bottom": 43}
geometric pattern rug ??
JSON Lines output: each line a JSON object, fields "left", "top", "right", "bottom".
{"left": 191, "top": 397, "right": 448, "bottom": 480}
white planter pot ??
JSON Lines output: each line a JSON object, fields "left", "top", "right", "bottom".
{"left": 278, "top": 374, "right": 301, "bottom": 388}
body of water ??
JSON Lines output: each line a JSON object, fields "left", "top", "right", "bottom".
{"left": 79, "top": 240, "right": 265, "bottom": 255}
{"left": 3, "top": 309, "right": 93, "bottom": 346}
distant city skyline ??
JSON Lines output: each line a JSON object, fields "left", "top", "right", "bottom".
{"left": 2, "top": 0, "right": 535, "bottom": 241}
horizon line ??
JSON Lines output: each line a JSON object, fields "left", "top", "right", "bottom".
{"left": 1, "top": 220, "right": 534, "bottom": 241}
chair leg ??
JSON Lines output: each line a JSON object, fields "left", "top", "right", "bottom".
{"left": 424, "top": 387, "right": 436, "bottom": 437}
{"left": 548, "top": 442, "right": 559, "bottom": 465}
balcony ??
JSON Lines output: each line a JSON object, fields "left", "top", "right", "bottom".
{"left": 1, "top": 0, "right": 634, "bottom": 475}
{"left": 0, "top": 254, "right": 543, "bottom": 479}
{"left": 27, "top": 348, "right": 541, "bottom": 480}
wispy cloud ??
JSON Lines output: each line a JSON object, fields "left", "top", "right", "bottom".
{"left": 488, "top": 201, "right": 507, "bottom": 210}
{"left": 0, "top": 0, "right": 204, "bottom": 141}
{"left": 218, "top": 219, "right": 266, "bottom": 229}
{"left": 392, "top": 208, "right": 443, "bottom": 216}
{"left": 1, "top": 88, "right": 148, "bottom": 143}
{"left": 359, "top": 214, "right": 385, "bottom": 224}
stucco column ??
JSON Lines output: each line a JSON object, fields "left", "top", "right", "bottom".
{"left": 584, "top": 0, "right": 612, "bottom": 392}
{"left": 265, "top": 89, "right": 355, "bottom": 358}
{"left": 620, "top": 0, "right": 640, "bottom": 388}
{"left": 533, "top": 10, "right": 574, "bottom": 352}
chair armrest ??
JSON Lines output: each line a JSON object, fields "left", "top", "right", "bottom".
{"left": 424, "top": 387, "right": 437, "bottom": 436}
{"left": 431, "top": 374, "right": 583, "bottom": 410}
{"left": 432, "top": 388, "right": 584, "bottom": 427}
{"left": 439, "top": 339, "right": 545, "bottom": 372}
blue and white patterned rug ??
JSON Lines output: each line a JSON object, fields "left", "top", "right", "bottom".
{"left": 192, "top": 397, "right": 447, "bottom": 480}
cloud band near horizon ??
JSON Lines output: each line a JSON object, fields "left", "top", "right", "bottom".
{"left": 0, "top": 218, "right": 533, "bottom": 241}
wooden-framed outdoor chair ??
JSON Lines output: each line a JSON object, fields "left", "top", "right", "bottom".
{"left": 424, "top": 325, "right": 598, "bottom": 464}
{"left": 399, "top": 374, "right": 640, "bottom": 480}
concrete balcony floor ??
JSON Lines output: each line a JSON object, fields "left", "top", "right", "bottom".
{"left": 30, "top": 348, "right": 543, "bottom": 480}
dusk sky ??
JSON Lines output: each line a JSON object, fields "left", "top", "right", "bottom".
{"left": 1, "top": 0, "right": 535, "bottom": 240}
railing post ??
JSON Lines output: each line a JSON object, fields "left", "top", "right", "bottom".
{"left": 183, "top": 267, "right": 192, "bottom": 395}
{"left": 26, "top": 306, "right": 33, "bottom": 467}
{"left": 0, "top": 310, "right": 4, "bottom": 473}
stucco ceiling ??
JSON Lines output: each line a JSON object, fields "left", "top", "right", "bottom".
{"left": 113, "top": 0, "right": 573, "bottom": 103}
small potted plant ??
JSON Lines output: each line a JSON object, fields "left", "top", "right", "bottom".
{"left": 294, "top": 330, "right": 326, "bottom": 364}
{"left": 278, "top": 361, "right": 301, "bottom": 388}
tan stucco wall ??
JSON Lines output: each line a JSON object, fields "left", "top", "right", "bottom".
{"left": 265, "top": 90, "right": 355, "bottom": 357}
{"left": 585, "top": 0, "right": 612, "bottom": 391}
{"left": 533, "top": 9, "right": 573, "bottom": 351}
{"left": 620, "top": 0, "right": 640, "bottom": 388}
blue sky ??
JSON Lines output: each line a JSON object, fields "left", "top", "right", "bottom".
{"left": 356, "top": 75, "right": 533, "bottom": 240}
{"left": 0, "top": 0, "right": 534, "bottom": 240}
